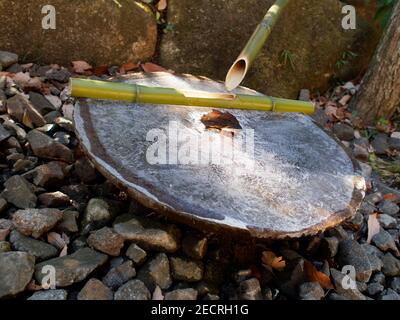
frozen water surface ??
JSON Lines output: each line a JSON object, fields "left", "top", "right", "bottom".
{"left": 74, "top": 72, "right": 365, "bottom": 238}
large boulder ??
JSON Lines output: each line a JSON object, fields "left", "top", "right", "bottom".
{"left": 0, "top": 0, "right": 157, "bottom": 66}
{"left": 158, "top": 0, "right": 380, "bottom": 98}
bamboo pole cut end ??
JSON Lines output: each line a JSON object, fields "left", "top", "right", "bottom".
{"left": 225, "top": 58, "right": 248, "bottom": 91}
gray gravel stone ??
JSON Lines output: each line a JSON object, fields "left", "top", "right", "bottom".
{"left": 9, "top": 230, "right": 58, "bottom": 261}
{"left": 390, "top": 277, "right": 400, "bottom": 293}
{"left": 0, "top": 124, "right": 11, "bottom": 142}
{"left": 371, "top": 230, "right": 399, "bottom": 254}
{"left": 182, "top": 233, "right": 208, "bottom": 260}
{"left": 38, "top": 191, "right": 70, "bottom": 207}
{"left": 358, "top": 201, "right": 377, "bottom": 216}
{"left": 361, "top": 243, "right": 384, "bottom": 259}
{"left": 102, "top": 260, "right": 136, "bottom": 290}
{"left": 366, "top": 282, "right": 384, "bottom": 296}
{"left": 56, "top": 211, "right": 79, "bottom": 233}
{"left": 319, "top": 237, "right": 339, "bottom": 258}
{"left": 3, "top": 175, "right": 37, "bottom": 209}
{"left": 114, "top": 280, "right": 150, "bottom": 300}
{"left": 330, "top": 268, "right": 367, "bottom": 300}
{"left": 126, "top": 243, "right": 147, "bottom": 265}
{"left": 114, "top": 217, "right": 181, "bottom": 253}
{"left": 378, "top": 200, "right": 400, "bottom": 216}
{"left": 82, "top": 198, "right": 116, "bottom": 233}
{"left": 28, "top": 92, "right": 56, "bottom": 115}
{"left": 378, "top": 214, "right": 397, "bottom": 229}
{"left": 35, "top": 248, "right": 108, "bottom": 287}
{"left": 337, "top": 240, "right": 372, "bottom": 282}
{"left": 78, "top": 278, "right": 113, "bottom": 300}
{"left": 12, "top": 208, "right": 63, "bottom": 239}
{"left": 370, "top": 272, "right": 385, "bottom": 285}
{"left": 371, "top": 133, "right": 389, "bottom": 155}
{"left": 170, "top": 256, "right": 204, "bottom": 282}
{"left": 353, "top": 144, "right": 369, "bottom": 162}
{"left": 138, "top": 253, "right": 172, "bottom": 291}
{"left": 28, "top": 289, "right": 68, "bottom": 300}
{"left": 333, "top": 122, "right": 355, "bottom": 141}
{"left": 27, "top": 129, "right": 73, "bottom": 163}
{"left": 382, "top": 253, "right": 400, "bottom": 277}
{"left": 298, "top": 282, "right": 324, "bottom": 300}
{"left": 378, "top": 289, "right": 400, "bottom": 300}
{"left": 238, "top": 278, "right": 262, "bottom": 300}
{"left": 74, "top": 157, "right": 99, "bottom": 184}
{"left": 389, "top": 137, "right": 400, "bottom": 151}
{"left": 87, "top": 227, "right": 124, "bottom": 256}
{"left": 366, "top": 253, "right": 383, "bottom": 273}
{"left": 0, "top": 251, "right": 35, "bottom": 299}
{"left": 0, "top": 51, "right": 18, "bottom": 69}
{"left": 165, "top": 288, "right": 198, "bottom": 300}
{"left": 33, "top": 161, "right": 66, "bottom": 188}
{"left": 364, "top": 192, "right": 383, "bottom": 205}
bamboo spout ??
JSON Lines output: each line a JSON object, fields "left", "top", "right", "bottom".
{"left": 225, "top": 0, "right": 290, "bottom": 91}
{"left": 70, "top": 78, "right": 314, "bottom": 115}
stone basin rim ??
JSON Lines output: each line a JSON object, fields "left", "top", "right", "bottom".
{"left": 73, "top": 72, "right": 365, "bottom": 239}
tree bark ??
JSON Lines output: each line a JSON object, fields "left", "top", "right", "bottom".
{"left": 350, "top": 0, "right": 400, "bottom": 125}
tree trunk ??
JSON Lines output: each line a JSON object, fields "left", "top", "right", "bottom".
{"left": 350, "top": 0, "right": 400, "bottom": 125}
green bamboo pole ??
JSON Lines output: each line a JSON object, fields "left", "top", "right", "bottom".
{"left": 70, "top": 78, "right": 314, "bottom": 114}
{"left": 225, "top": 0, "right": 290, "bottom": 91}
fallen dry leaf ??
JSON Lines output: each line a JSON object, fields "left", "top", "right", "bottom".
{"left": 26, "top": 280, "right": 43, "bottom": 291}
{"left": 141, "top": 62, "right": 167, "bottom": 73}
{"left": 201, "top": 110, "right": 242, "bottom": 131}
{"left": 304, "top": 260, "right": 334, "bottom": 290}
{"left": 72, "top": 60, "right": 92, "bottom": 74}
{"left": 383, "top": 193, "right": 398, "bottom": 202}
{"left": 367, "top": 213, "right": 381, "bottom": 244}
{"left": 0, "top": 228, "right": 10, "bottom": 241}
{"left": 157, "top": 0, "right": 167, "bottom": 11}
{"left": 59, "top": 245, "right": 68, "bottom": 257}
{"left": 261, "top": 251, "right": 286, "bottom": 271}
{"left": 92, "top": 65, "right": 109, "bottom": 76}
{"left": 47, "top": 232, "right": 67, "bottom": 249}
{"left": 152, "top": 286, "right": 164, "bottom": 300}
{"left": 339, "top": 94, "right": 352, "bottom": 106}
{"left": 120, "top": 62, "right": 139, "bottom": 74}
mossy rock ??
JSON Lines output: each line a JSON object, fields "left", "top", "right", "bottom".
{"left": 158, "top": 0, "right": 380, "bottom": 98}
{"left": 0, "top": 0, "right": 157, "bottom": 66}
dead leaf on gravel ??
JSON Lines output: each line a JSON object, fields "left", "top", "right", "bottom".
{"left": 72, "top": 61, "right": 92, "bottom": 74}
{"left": 261, "top": 251, "right": 286, "bottom": 271}
{"left": 367, "top": 213, "right": 381, "bottom": 244}
{"left": 157, "top": 0, "right": 167, "bottom": 11}
{"left": 383, "top": 193, "right": 398, "bottom": 202}
{"left": 92, "top": 65, "right": 109, "bottom": 76}
{"left": 47, "top": 232, "right": 69, "bottom": 254}
{"left": 339, "top": 94, "right": 352, "bottom": 106}
{"left": 304, "top": 260, "right": 334, "bottom": 289}
{"left": 26, "top": 280, "right": 43, "bottom": 291}
{"left": 152, "top": 286, "right": 164, "bottom": 300}
{"left": 141, "top": 62, "right": 167, "bottom": 73}
{"left": 59, "top": 245, "right": 68, "bottom": 257}
{"left": 120, "top": 62, "right": 139, "bottom": 74}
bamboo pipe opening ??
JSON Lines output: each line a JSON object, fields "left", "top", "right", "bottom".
{"left": 225, "top": 58, "right": 248, "bottom": 91}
